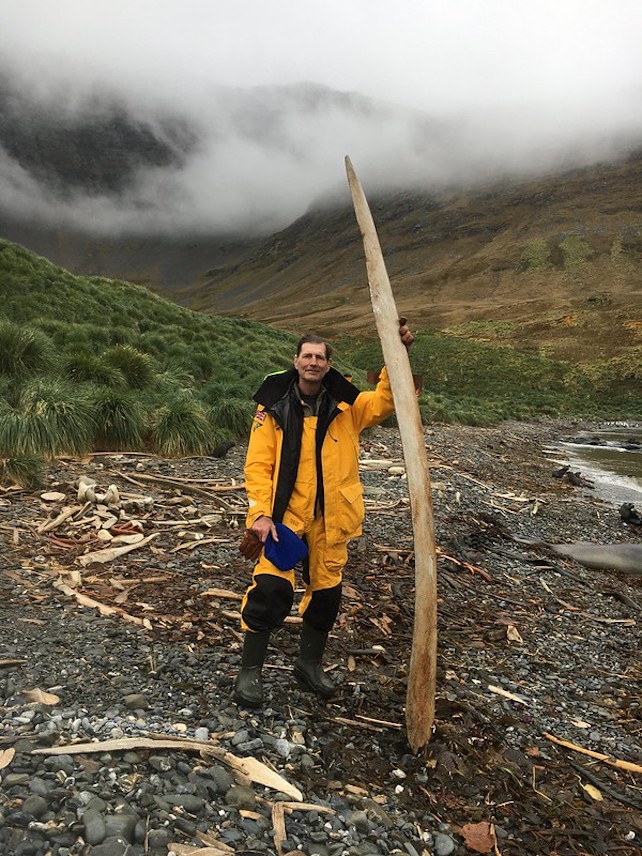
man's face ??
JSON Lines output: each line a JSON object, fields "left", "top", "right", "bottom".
{"left": 294, "top": 342, "right": 331, "bottom": 387}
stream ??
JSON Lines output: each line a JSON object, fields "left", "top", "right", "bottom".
{"left": 546, "top": 425, "right": 642, "bottom": 509}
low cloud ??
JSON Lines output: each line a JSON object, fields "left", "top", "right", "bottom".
{"left": 1, "top": 0, "right": 642, "bottom": 237}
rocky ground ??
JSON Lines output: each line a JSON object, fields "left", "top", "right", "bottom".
{"left": 0, "top": 419, "right": 641, "bottom": 856}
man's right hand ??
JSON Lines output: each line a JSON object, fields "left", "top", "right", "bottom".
{"left": 251, "top": 515, "right": 278, "bottom": 543}
{"left": 399, "top": 317, "right": 414, "bottom": 350}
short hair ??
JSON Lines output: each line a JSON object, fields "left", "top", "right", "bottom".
{"left": 296, "top": 333, "right": 333, "bottom": 361}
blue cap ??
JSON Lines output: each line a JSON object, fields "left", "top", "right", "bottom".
{"left": 264, "top": 522, "right": 308, "bottom": 571}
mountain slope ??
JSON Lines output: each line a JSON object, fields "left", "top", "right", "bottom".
{"left": 182, "top": 155, "right": 642, "bottom": 363}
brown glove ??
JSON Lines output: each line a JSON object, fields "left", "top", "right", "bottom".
{"left": 239, "top": 528, "right": 263, "bottom": 561}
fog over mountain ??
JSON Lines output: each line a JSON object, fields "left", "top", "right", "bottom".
{"left": 1, "top": 1, "right": 642, "bottom": 237}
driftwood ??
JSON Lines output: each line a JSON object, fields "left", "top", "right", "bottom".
{"left": 37, "top": 505, "right": 82, "bottom": 534}
{"left": 169, "top": 844, "right": 234, "bottom": 855}
{"left": 346, "top": 156, "right": 437, "bottom": 752}
{"left": 77, "top": 532, "right": 159, "bottom": 567}
{"left": 31, "top": 736, "right": 303, "bottom": 800}
{"left": 543, "top": 731, "right": 642, "bottom": 774}
{"left": 118, "top": 471, "right": 235, "bottom": 511}
{"left": 53, "top": 578, "right": 151, "bottom": 628}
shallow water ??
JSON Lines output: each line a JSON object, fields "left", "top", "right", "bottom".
{"left": 546, "top": 426, "right": 642, "bottom": 508}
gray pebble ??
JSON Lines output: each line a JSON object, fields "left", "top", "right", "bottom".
{"left": 123, "top": 693, "right": 150, "bottom": 710}
{"left": 206, "top": 765, "right": 234, "bottom": 792}
{"left": 88, "top": 836, "right": 133, "bottom": 856}
{"left": 148, "top": 754, "right": 174, "bottom": 773}
{"left": 236, "top": 737, "right": 264, "bottom": 753}
{"left": 163, "top": 794, "right": 204, "bottom": 812}
{"left": 433, "top": 832, "right": 456, "bottom": 856}
{"left": 21, "top": 795, "right": 49, "bottom": 819}
{"left": 82, "top": 808, "right": 107, "bottom": 845}
{"left": 104, "top": 812, "right": 138, "bottom": 842}
{"left": 147, "top": 827, "right": 171, "bottom": 852}
{"left": 43, "top": 754, "right": 75, "bottom": 774}
{"left": 347, "top": 810, "right": 372, "bottom": 834}
{"left": 231, "top": 728, "right": 250, "bottom": 745}
{"left": 225, "top": 784, "right": 257, "bottom": 809}
{"left": 275, "top": 737, "right": 292, "bottom": 757}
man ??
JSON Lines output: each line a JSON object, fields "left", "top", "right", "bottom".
{"left": 235, "top": 321, "right": 414, "bottom": 707}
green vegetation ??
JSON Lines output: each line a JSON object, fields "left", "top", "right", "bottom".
{"left": 0, "top": 239, "right": 296, "bottom": 471}
{"left": 91, "top": 388, "right": 146, "bottom": 451}
{"left": 0, "top": 237, "right": 639, "bottom": 476}
{"left": 559, "top": 235, "right": 593, "bottom": 272}
{"left": 521, "top": 238, "right": 551, "bottom": 271}
{"left": 336, "top": 330, "right": 642, "bottom": 425}
{"left": 610, "top": 235, "right": 634, "bottom": 274}
{"left": 577, "top": 346, "right": 642, "bottom": 400}
{"left": 148, "top": 394, "right": 212, "bottom": 458}
{"left": 0, "top": 377, "right": 95, "bottom": 457}
{"left": 0, "top": 453, "right": 44, "bottom": 489}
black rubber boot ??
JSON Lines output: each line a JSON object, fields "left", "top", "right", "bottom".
{"left": 233, "top": 630, "right": 270, "bottom": 708}
{"left": 293, "top": 623, "right": 335, "bottom": 698}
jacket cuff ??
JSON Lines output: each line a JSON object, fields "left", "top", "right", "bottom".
{"left": 246, "top": 509, "right": 269, "bottom": 528}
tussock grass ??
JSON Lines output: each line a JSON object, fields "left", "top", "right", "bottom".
{"left": 91, "top": 388, "right": 146, "bottom": 451}
{"left": 208, "top": 398, "right": 255, "bottom": 439}
{"left": 1, "top": 453, "right": 44, "bottom": 488}
{"left": 0, "top": 379, "right": 94, "bottom": 457}
{"left": 0, "top": 239, "right": 297, "bottom": 457}
{"left": 0, "top": 320, "right": 55, "bottom": 380}
{"left": 63, "top": 352, "right": 125, "bottom": 387}
{"left": 103, "top": 345, "right": 156, "bottom": 390}
{"left": 148, "top": 395, "right": 211, "bottom": 457}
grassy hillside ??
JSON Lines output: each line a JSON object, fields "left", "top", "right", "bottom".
{"left": 0, "top": 238, "right": 639, "bottom": 484}
{"left": 0, "top": 240, "right": 299, "bottom": 479}
{"left": 0, "top": 241, "right": 642, "bottom": 484}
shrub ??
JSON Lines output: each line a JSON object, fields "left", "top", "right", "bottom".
{"left": 0, "top": 321, "right": 55, "bottom": 380}
{"left": 148, "top": 394, "right": 211, "bottom": 457}
{"left": 103, "top": 345, "right": 156, "bottom": 389}
{"left": 0, "top": 378, "right": 94, "bottom": 457}
{"left": 208, "top": 397, "right": 255, "bottom": 438}
{"left": 90, "top": 387, "right": 146, "bottom": 451}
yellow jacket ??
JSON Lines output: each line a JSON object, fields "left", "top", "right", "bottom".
{"left": 245, "top": 367, "right": 394, "bottom": 547}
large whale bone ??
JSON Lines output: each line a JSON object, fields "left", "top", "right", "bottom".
{"left": 345, "top": 156, "right": 437, "bottom": 752}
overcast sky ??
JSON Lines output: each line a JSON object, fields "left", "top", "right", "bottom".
{"left": 2, "top": 0, "right": 642, "bottom": 235}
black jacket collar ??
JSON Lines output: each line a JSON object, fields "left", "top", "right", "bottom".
{"left": 253, "top": 366, "right": 360, "bottom": 408}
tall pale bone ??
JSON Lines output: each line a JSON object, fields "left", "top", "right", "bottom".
{"left": 345, "top": 156, "right": 437, "bottom": 751}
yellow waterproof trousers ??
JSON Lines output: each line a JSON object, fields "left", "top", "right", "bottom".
{"left": 240, "top": 514, "right": 347, "bottom": 634}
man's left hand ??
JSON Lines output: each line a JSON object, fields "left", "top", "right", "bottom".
{"left": 399, "top": 317, "right": 414, "bottom": 350}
